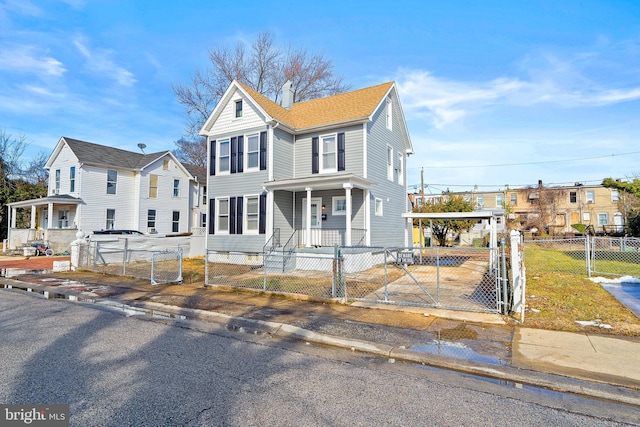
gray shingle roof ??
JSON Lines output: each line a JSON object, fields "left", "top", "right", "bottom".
{"left": 63, "top": 137, "right": 168, "bottom": 170}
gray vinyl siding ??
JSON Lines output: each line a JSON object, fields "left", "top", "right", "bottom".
{"left": 293, "top": 189, "right": 364, "bottom": 230}
{"left": 273, "top": 128, "right": 294, "bottom": 180}
{"left": 366, "top": 95, "right": 408, "bottom": 247}
{"left": 293, "top": 125, "right": 364, "bottom": 178}
{"left": 207, "top": 125, "right": 271, "bottom": 253}
{"left": 273, "top": 190, "right": 294, "bottom": 242}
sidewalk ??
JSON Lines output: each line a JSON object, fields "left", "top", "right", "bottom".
{"left": 1, "top": 262, "right": 639, "bottom": 405}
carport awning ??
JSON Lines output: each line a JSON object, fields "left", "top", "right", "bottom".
{"left": 263, "top": 173, "right": 374, "bottom": 192}
{"left": 402, "top": 211, "right": 505, "bottom": 220}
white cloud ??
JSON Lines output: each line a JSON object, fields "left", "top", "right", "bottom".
{"left": 73, "top": 36, "right": 136, "bottom": 87}
{"left": 0, "top": 44, "right": 66, "bottom": 76}
{"left": 396, "top": 43, "right": 640, "bottom": 129}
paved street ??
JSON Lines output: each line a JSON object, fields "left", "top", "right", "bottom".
{"left": 1, "top": 291, "right": 637, "bottom": 426}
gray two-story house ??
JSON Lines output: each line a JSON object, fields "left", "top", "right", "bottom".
{"left": 199, "top": 80, "right": 413, "bottom": 254}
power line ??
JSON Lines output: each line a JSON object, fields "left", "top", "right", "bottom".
{"left": 412, "top": 150, "right": 640, "bottom": 169}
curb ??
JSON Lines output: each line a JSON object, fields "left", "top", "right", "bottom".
{"left": 2, "top": 279, "right": 639, "bottom": 406}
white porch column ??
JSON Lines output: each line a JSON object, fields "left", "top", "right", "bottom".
{"left": 30, "top": 205, "right": 36, "bottom": 229}
{"left": 10, "top": 207, "right": 17, "bottom": 228}
{"left": 343, "top": 183, "right": 353, "bottom": 246}
{"left": 47, "top": 202, "right": 54, "bottom": 229}
{"left": 305, "top": 187, "right": 312, "bottom": 247}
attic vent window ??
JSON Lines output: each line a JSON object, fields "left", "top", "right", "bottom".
{"left": 163, "top": 159, "right": 170, "bottom": 170}
{"left": 235, "top": 100, "right": 243, "bottom": 118}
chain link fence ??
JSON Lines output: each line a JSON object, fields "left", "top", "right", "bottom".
{"left": 205, "top": 245, "right": 506, "bottom": 314}
{"left": 523, "top": 236, "right": 640, "bottom": 277}
{"left": 77, "top": 239, "right": 183, "bottom": 284}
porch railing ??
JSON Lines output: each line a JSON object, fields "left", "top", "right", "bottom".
{"left": 295, "top": 228, "right": 367, "bottom": 247}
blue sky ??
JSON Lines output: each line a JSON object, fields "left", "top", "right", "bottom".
{"left": 2, "top": 0, "right": 640, "bottom": 194}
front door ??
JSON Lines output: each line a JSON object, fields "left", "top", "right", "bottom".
{"left": 302, "top": 197, "right": 322, "bottom": 246}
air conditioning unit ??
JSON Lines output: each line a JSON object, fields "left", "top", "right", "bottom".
{"left": 587, "top": 201, "right": 594, "bottom": 204}
{"left": 52, "top": 189, "right": 59, "bottom": 195}
{"left": 147, "top": 228, "right": 157, "bottom": 234}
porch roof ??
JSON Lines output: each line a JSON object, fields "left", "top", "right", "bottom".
{"left": 402, "top": 211, "right": 505, "bottom": 220}
{"left": 8, "top": 194, "right": 83, "bottom": 209}
{"left": 263, "top": 173, "right": 374, "bottom": 192}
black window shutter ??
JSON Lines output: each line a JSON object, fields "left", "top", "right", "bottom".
{"left": 230, "top": 196, "right": 236, "bottom": 234}
{"left": 236, "top": 197, "right": 243, "bottom": 235}
{"left": 312, "top": 136, "right": 319, "bottom": 174}
{"left": 337, "top": 133, "right": 345, "bottom": 171}
{"left": 259, "top": 192, "right": 267, "bottom": 234}
{"left": 237, "top": 135, "right": 244, "bottom": 173}
{"left": 259, "top": 131, "right": 267, "bottom": 170}
{"left": 209, "top": 140, "right": 216, "bottom": 176}
{"left": 208, "top": 199, "right": 215, "bottom": 234}
{"left": 231, "top": 137, "right": 237, "bottom": 174}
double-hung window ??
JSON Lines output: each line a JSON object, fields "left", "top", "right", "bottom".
{"left": 172, "top": 211, "right": 180, "bottom": 233}
{"left": 397, "top": 153, "right": 403, "bottom": 185}
{"left": 477, "top": 195, "right": 484, "bottom": 208}
{"left": 106, "top": 209, "right": 115, "bottom": 230}
{"left": 219, "top": 139, "right": 230, "bottom": 174}
{"left": 386, "top": 98, "right": 392, "bottom": 130}
{"left": 69, "top": 167, "right": 75, "bottom": 192}
{"left": 321, "top": 134, "right": 337, "bottom": 172}
{"left": 245, "top": 195, "right": 259, "bottom": 233}
{"left": 147, "top": 209, "right": 156, "bottom": 229}
{"left": 510, "top": 193, "right": 517, "bottom": 205}
{"left": 332, "top": 196, "right": 346, "bottom": 215}
{"left": 246, "top": 134, "right": 260, "bottom": 170}
{"left": 387, "top": 146, "right": 393, "bottom": 181}
{"left": 173, "top": 179, "right": 180, "bottom": 197}
{"left": 55, "top": 169, "right": 60, "bottom": 192}
{"left": 496, "top": 194, "right": 503, "bottom": 207}
{"left": 611, "top": 190, "right": 620, "bottom": 202}
{"left": 217, "top": 198, "right": 229, "bottom": 233}
{"left": 235, "top": 100, "right": 243, "bottom": 118}
{"left": 107, "top": 170, "right": 117, "bottom": 195}
{"left": 586, "top": 190, "right": 595, "bottom": 203}
{"left": 570, "top": 191, "right": 577, "bottom": 203}
{"left": 598, "top": 213, "right": 609, "bottom": 226}
{"left": 375, "top": 198, "right": 383, "bottom": 216}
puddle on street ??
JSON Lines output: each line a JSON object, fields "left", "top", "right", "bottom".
{"left": 410, "top": 341, "right": 506, "bottom": 365}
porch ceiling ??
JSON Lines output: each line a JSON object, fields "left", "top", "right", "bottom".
{"left": 8, "top": 195, "right": 83, "bottom": 209}
{"left": 263, "top": 173, "right": 374, "bottom": 192}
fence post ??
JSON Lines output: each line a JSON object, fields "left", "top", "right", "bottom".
{"left": 332, "top": 245, "right": 338, "bottom": 298}
{"left": 383, "top": 249, "right": 388, "bottom": 302}
{"left": 510, "top": 230, "right": 525, "bottom": 322}
{"left": 586, "top": 236, "right": 592, "bottom": 277}
{"left": 123, "top": 238, "right": 128, "bottom": 276}
{"left": 205, "top": 249, "right": 209, "bottom": 286}
{"left": 500, "top": 238, "right": 508, "bottom": 314}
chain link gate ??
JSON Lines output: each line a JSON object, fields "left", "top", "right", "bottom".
{"left": 151, "top": 249, "right": 183, "bottom": 285}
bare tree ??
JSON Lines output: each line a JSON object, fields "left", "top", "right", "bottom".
{"left": 174, "top": 136, "right": 207, "bottom": 177}
{"left": 521, "top": 184, "right": 567, "bottom": 235}
{"left": 173, "top": 31, "right": 350, "bottom": 137}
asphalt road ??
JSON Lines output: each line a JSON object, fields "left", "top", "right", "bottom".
{"left": 0, "top": 290, "right": 637, "bottom": 426}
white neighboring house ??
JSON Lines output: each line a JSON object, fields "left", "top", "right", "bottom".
{"left": 6, "top": 137, "right": 207, "bottom": 253}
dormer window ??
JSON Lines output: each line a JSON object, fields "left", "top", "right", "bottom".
{"left": 235, "top": 100, "right": 243, "bottom": 118}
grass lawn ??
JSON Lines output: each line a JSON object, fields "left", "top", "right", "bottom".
{"left": 524, "top": 247, "right": 640, "bottom": 336}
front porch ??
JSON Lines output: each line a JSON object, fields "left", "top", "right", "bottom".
{"left": 265, "top": 173, "right": 373, "bottom": 249}
{"left": 5, "top": 195, "right": 83, "bottom": 253}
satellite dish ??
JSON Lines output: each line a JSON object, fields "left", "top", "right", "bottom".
{"left": 137, "top": 143, "right": 146, "bottom": 153}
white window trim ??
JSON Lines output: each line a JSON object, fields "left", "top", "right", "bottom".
{"left": 244, "top": 194, "right": 260, "bottom": 235}
{"left": 375, "top": 198, "right": 383, "bottom": 216}
{"left": 106, "top": 208, "right": 116, "bottom": 230}
{"left": 245, "top": 133, "right": 260, "bottom": 172}
{"left": 611, "top": 190, "right": 620, "bottom": 202}
{"left": 218, "top": 139, "right": 231, "bottom": 175}
{"left": 397, "top": 152, "right": 403, "bottom": 185}
{"left": 320, "top": 133, "right": 338, "bottom": 173}
{"left": 597, "top": 212, "right": 609, "bottom": 226}
{"left": 332, "top": 196, "right": 346, "bottom": 216}
{"left": 386, "top": 98, "right": 392, "bottom": 130}
{"left": 583, "top": 212, "right": 591, "bottom": 221}
{"left": 235, "top": 100, "right": 243, "bottom": 118}
{"left": 172, "top": 178, "right": 180, "bottom": 198}
{"left": 106, "top": 169, "right": 117, "bottom": 195}
{"left": 216, "top": 197, "right": 230, "bottom": 234}
{"left": 586, "top": 190, "right": 595, "bottom": 203}
{"left": 496, "top": 194, "right": 503, "bottom": 207}
{"left": 386, "top": 145, "right": 393, "bottom": 181}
